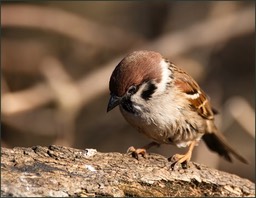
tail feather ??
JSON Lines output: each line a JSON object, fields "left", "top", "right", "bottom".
{"left": 202, "top": 132, "right": 248, "bottom": 164}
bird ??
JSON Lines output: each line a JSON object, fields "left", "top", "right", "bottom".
{"left": 107, "top": 50, "right": 248, "bottom": 167}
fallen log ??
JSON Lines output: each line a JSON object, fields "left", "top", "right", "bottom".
{"left": 1, "top": 145, "right": 254, "bottom": 197}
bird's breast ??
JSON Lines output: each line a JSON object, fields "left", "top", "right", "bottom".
{"left": 119, "top": 97, "right": 205, "bottom": 147}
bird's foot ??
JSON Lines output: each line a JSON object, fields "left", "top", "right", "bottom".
{"left": 168, "top": 141, "right": 196, "bottom": 170}
{"left": 168, "top": 153, "right": 191, "bottom": 170}
{"left": 127, "top": 146, "right": 147, "bottom": 160}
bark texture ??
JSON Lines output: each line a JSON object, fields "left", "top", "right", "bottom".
{"left": 1, "top": 145, "right": 254, "bottom": 197}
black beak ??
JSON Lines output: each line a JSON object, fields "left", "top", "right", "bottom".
{"left": 107, "top": 95, "right": 121, "bottom": 112}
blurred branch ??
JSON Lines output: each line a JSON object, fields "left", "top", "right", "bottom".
{"left": 40, "top": 57, "right": 82, "bottom": 114}
{"left": 2, "top": 58, "right": 84, "bottom": 145}
{"left": 1, "top": 75, "right": 10, "bottom": 94}
{"left": 40, "top": 58, "right": 83, "bottom": 146}
{"left": 1, "top": 4, "right": 145, "bottom": 50}
{"left": 222, "top": 96, "right": 255, "bottom": 139}
{"left": 1, "top": 83, "right": 54, "bottom": 115}
{"left": 2, "top": 6, "right": 254, "bottom": 117}
{"left": 147, "top": 6, "right": 254, "bottom": 57}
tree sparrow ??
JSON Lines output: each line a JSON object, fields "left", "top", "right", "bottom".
{"left": 107, "top": 50, "right": 248, "bottom": 167}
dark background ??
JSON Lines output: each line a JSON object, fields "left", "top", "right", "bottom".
{"left": 1, "top": 1, "right": 255, "bottom": 182}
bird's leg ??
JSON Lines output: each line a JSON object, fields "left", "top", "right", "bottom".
{"left": 127, "top": 142, "right": 160, "bottom": 159}
{"left": 169, "top": 140, "right": 196, "bottom": 169}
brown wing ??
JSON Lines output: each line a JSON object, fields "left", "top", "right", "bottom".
{"left": 172, "top": 64, "right": 215, "bottom": 120}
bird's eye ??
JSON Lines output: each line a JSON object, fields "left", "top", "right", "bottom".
{"left": 127, "top": 85, "right": 137, "bottom": 95}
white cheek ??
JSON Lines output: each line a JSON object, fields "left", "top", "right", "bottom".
{"left": 157, "top": 59, "right": 171, "bottom": 93}
{"left": 130, "top": 83, "right": 147, "bottom": 104}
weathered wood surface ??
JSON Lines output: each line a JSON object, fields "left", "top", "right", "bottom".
{"left": 1, "top": 145, "right": 254, "bottom": 197}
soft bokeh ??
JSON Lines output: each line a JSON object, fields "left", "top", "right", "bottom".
{"left": 1, "top": 1, "right": 255, "bottom": 182}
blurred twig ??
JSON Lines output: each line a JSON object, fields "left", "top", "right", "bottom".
{"left": 1, "top": 4, "right": 145, "bottom": 50}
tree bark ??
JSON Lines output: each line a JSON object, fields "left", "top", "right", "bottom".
{"left": 1, "top": 145, "right": 254, "bottom": 197}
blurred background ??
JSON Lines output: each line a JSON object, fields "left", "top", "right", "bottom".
{"left": 1, "top": 1, "right": 255, "bottom": 182}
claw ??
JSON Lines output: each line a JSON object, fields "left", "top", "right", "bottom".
{"left": 126, "top": 142, "right": 159, "bottom": 160}
{"left": 169, "top": 141, "right": 196, "bottom": 170}
{"left": 127, "top": 146, "right": 147, "bottom": 159}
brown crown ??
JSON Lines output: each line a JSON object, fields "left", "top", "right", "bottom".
{"left": 109, "top": 50, "right": 163, "bottom": 96}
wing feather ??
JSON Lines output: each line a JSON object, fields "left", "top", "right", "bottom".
{"left": 171, "top": 63, "right": 215, "bottom": 120}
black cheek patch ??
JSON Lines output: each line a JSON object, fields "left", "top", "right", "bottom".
{"left": 122, "top": 100, "right": 135, "bottom": 114}
{"left": 141, "top": 82, "right": 157, "bottom": 101}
